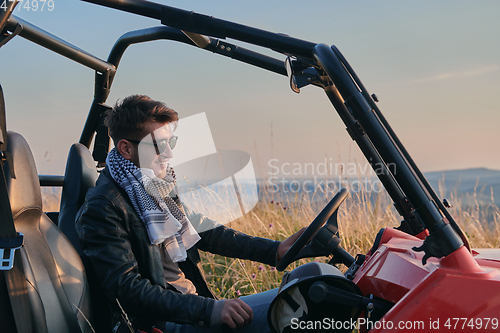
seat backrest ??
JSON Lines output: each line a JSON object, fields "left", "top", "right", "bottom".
{"left": 59, "top": 143, "right": 98, "bottom": 255}
{"left": 3, "top": 132, "right": 94, "bottom": 333}
{"left": 59, "top": 143, "right": 115, "bottom": 332}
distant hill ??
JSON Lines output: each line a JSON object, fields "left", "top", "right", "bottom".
{"left": 424, "top": 168, "right": 500, "bottom": 207}
{"left": 256, "top": 167, "right": 499, "bottom": 209}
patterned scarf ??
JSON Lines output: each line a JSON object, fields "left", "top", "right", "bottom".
{"left": 106, "top": 148, "right": 200, "bottom": 262}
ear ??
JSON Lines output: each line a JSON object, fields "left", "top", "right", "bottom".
{"left": 116, "top": 139, "right": 134, "bottom": 160}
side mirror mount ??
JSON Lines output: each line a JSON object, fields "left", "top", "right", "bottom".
{"left": 285, "top": 56, "right": 300, "bottom": 94}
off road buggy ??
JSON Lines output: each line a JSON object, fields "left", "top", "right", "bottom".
{"left": 1, "top": 1, "right": 499, "bottom": 332}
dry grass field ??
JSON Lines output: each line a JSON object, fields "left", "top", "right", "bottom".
{"left": 198, "top": 181, "right": 500, "bottom": 298}
{"left": 41, "top": 177, "right": 500, "bottom": 299}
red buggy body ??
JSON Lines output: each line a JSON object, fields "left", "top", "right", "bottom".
{"left": 354, "top": 228, "right": 500, "bottom": 332}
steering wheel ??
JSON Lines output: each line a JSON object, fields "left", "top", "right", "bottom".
{"left": 276, "top": 188, "right": 349, "bottom": 271}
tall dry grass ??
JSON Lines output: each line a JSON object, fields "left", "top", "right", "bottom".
{"left": 199, "top": 176, "right": 500, "bottom": 298}
{"left": 437, "top": 179, "right": 500, "bottom": 248}
{"left": 39, "top": 176, "right": 500, "bottom": 299}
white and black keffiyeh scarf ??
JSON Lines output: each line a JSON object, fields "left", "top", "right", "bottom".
{"left": 106, "top": 148, "right": 200, "bottom": 262}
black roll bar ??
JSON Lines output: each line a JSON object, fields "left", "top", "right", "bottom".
{"left": 312, "top": 44, "right": 463, "bottom": 261}
{"left": 81, "top": 0, "right": 317, "bottom": 59}
{"left": 3, "top": 15, "right": 116, "bottom": 167}
{"left": 313, "top": 44, "right": 439, "bottom": 229}
{"left": 5, "top": 16, "right": 115, "bottom": 75}
{"left": 4, "top": 10, "right": 287, "bottom": 159}
{"left": 0, "top": 0, "right": 17, "bottom": 34}
{"left": 330, "top": 45, "right": 470, "bottom": 249}
{"left": 106, "top": 27, "right": 287, "bottom": 95}
{"left": 322, "top": 85, "right": 425, "bottom": 235}
{"left": 78, "top": 26, "right": 287, "bottom": 154}
{"left": 78, "top": 27, "right": 196, "bottom": 149}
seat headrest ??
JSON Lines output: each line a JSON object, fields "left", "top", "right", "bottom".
{"left": 3, "top": 131, "right": 42, "bottom": 217}
{"left": 59, "top": 143, "right": 98, "bottom": 254}
{"left": 60, "top": 143, "right": 98, "bottom": 208}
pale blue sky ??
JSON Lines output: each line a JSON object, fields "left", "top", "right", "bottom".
{"left": 1, "top": 0, "right": 499, "bottom": 176}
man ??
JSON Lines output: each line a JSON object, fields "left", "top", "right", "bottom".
{"left": 76, "top": 95, "right": 303, "bottom": 333}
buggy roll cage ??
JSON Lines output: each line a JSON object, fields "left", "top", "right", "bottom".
{"left": 1, "top": 0, "right": 467, "bottom": 264}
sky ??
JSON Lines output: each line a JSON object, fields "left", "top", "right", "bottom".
{"left": 1, "top": 0, "right": 499, "bottom": 178}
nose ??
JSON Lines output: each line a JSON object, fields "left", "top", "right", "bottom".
{"left": 161, "top": 144, "right": 174, "bottom": 159}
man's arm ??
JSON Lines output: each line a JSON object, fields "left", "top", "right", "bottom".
{"left": 183, "top": 204, "right": 304, "bottom": 266}
{"left": 76, "top": 195, "right": 215, "bottom": 327}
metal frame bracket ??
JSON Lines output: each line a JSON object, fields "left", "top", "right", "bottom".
{"left": 0, "top": 232, "right": 24, "bottom": 270}
{"left": 0, "top": 22, "right": 22, "bottom": 48}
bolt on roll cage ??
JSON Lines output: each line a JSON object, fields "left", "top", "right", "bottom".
{"left": 1, "top": 0, "right": 468, "bottom": 263}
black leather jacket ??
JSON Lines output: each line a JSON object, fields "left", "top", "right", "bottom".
{"left": 76, "top": 168, "right": 280, "bottom": 332}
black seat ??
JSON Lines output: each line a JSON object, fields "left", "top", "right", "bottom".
{"left": 3, "top": 132, "right": 94, "bottom": 332}
{"left": 59, "top": 143, "right": 98, "bottom": 255}
{"left": 58, "top": 143, "right": 113, "bottom": 332}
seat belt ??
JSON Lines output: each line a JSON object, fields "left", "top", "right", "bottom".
{"left": 0, "top": 83, "right": 33, "bottom": 333}
{"left": 0, "top": 159, "right": 34, "bottom": 333}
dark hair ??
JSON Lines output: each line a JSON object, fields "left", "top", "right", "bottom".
{"left": 105, "top": 95, "right": 178, "bottom": 145}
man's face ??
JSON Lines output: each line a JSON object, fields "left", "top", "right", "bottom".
{"left": 130, "top": 120, "right": 175, "bottom": 178}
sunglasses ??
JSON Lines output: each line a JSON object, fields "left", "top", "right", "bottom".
{"left": 126, "top": 132, "right": 178, "bottom": 155}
